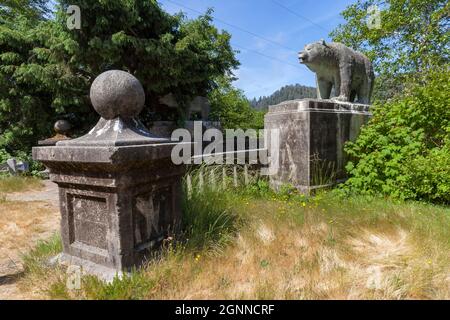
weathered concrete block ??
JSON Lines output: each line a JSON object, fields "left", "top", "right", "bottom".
{"left": 265, "top": 99, "right": 371, "bottom": 194}
{"left": 33, "top": 70, "right": 186, "bottom": 280}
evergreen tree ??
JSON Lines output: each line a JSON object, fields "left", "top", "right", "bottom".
{"left": 250, "top": 84, "right": 316, "bottom": 110}
{"left": 209, "top": 76, "right": 264, "bottom": 130}
{"left": 0, "top": 0, "right": 239, "bottom": 160}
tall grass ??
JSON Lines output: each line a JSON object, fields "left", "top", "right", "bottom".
{"left": 310, "top": 154, "right": 337, "bottom": 187}
{"left": 181, "top": 166, "right": 244, "bottom": 254}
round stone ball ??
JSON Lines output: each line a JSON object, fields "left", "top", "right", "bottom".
{"left": 54, "top": 120, "right": 71, "bottom": 134}
{"left": 90, "top": 70, "right": 145, "bottom": 120}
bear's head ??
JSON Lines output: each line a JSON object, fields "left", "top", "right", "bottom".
{"left": 298, "top": 40, "right": 329, "bottom": 68}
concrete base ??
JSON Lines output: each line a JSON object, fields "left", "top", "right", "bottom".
{"left": 265, "top": 99, "right": 371, "bottom": 194}
{"left": 60, "top": 254, "right": 127, "bottom": 282}
{"left": 33, "top": 139, "right": 185, "bottom": 277}
{"left": 47, "top": 253, "right": 127, "bottom": 282}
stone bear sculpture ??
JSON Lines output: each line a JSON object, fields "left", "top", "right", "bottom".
{"left": 298, "top": 40, "right": 375, "bottom": 104}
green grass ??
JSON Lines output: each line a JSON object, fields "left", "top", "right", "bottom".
{"left": 0, "top": 175, "right": 43, "bottom": 193}
{"left": 21, "top": 233, "right": 63, "bottom": 275}
{"left": 181, "top": 166, "right": 245, "bottom": 253}
{"left": 46, "top": 269, "right": 158, "bottom": 300}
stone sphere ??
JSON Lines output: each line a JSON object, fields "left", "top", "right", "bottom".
{"left": 54, "top": 120, "right": 71, "bottom": 134}
{"left": 90, "top": 70, "right": 145, "bottom": 120}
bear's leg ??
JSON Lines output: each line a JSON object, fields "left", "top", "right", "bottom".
{"left": 317, "top": 78, "right": 332, "bottom": 99}
{"left": 367, "top": 76, "right": 375, "bottom": 104}
{"left": 350, "top": 91, "right": 358, "bottom": 102}
{"left": 333, "top": 67, "right": 352, "bottom": 102}
{"left": 357, "top": 81, "right": 371, "bottom": 104}
{"left": 333, "top": 74, "right": 341, "bottom": 97}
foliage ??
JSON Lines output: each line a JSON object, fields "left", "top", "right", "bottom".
{"left": 78, "top": 272, "right": 156, "bottom": 300}
{"left": 250, "top": 84, "right": 316, "bottom": 110}
{"left": 0, "top": 7, "right": 84, "bottom": 156}
{"left": 0, "top": 0, "right": 50, "bottom": 19}
{"left": 0, "top": 148, "right": 11, "bottom": 164}
{"left": 331, "top": 0, "right": 449, "bottom": 101}
{"left": 0, "top": 0, "right": 239, "bottom": 159}
{"left": 209, "top": 76, "right": 264, "bottom": 129}
{"left": 405, "top": 144, "right": 450, "bottom": 203}
{"left": 341, "top": 67, "right": 450, "bottom": 203}
{"left": 55, "top": 1, "right": 238, "bottom": 118}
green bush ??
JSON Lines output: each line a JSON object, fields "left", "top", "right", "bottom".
{"left": 341, "top": 66, "right": 450, "bottom": 203}
{"left": 405, "top": 143, "right": 450, "bottom": 203}
{"left": 0, "top": 148, "right": 12, "bottom": 164}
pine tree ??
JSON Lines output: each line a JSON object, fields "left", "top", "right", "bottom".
{"left": 250, "top": 84, "right": 316, "bottom": 110}
{"left": 0, "top": 0, "right": 239, "bottom": 160}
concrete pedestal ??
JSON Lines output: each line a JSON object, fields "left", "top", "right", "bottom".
{"left": 33, "top": 140, "right": 183, "bottom": 279}
{"left": 265, "top": 99, "right": 371, "bottom": 194}
{"left": 32, "top": 70, "right": 186, "bottom": 280}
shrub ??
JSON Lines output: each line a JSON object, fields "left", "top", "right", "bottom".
{"left": 341, "top": 66, "right": 450, "bottom": 203}
{"left": 405, "top": 142, "right": 450, "bottom": 203}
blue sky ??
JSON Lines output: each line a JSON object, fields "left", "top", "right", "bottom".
{"left": 159, "top": 0, "right": 356, "bottom": 99}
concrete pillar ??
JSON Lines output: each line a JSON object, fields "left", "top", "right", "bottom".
{"left": 33, "top": 70, "right": 185, "bottom": 280}
{"left": 264, "top": 99, "right": 371, "bottom": 194}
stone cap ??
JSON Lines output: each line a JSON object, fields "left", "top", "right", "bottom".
{"left": 57, "top": 70, "right": 170, "bottom": 147}
{"left": 268, "top": 99, "right": 371, "bottom": 115}
{"left": 38, "top": 120, "right": 72, "bottom": 146}
{"left": 57, "top": 118, "right": 168, "bottom": 147}
{"left": 32, "top": 70, "right": 191, "bottom": 167}
{"left": 54, "top": 120, "right": 72, "bottom": 134}
{"left": 33, "top": 142, "right": 181, "bottom": 166}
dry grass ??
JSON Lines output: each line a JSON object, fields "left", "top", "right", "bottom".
{"left": 132, "top": 201, "right": 449, "bottom": 300}
{"left": 10, "top": 170, "right": 450, "bottom": 300}
{"left": 0, "top": 199, "right": 60, "bottom": 294}
{"left": 0, "top": 176, "right": 57, "bottom": 299}
{"left": 0, "top": 201, "right": 57, "bottom": 259}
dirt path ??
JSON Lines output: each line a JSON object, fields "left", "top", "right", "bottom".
{"left": 0, "top": 180, "right": 60, "bottom": 300}
{"left": 5, "top": 180, "right": 59, "bottom": 206}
